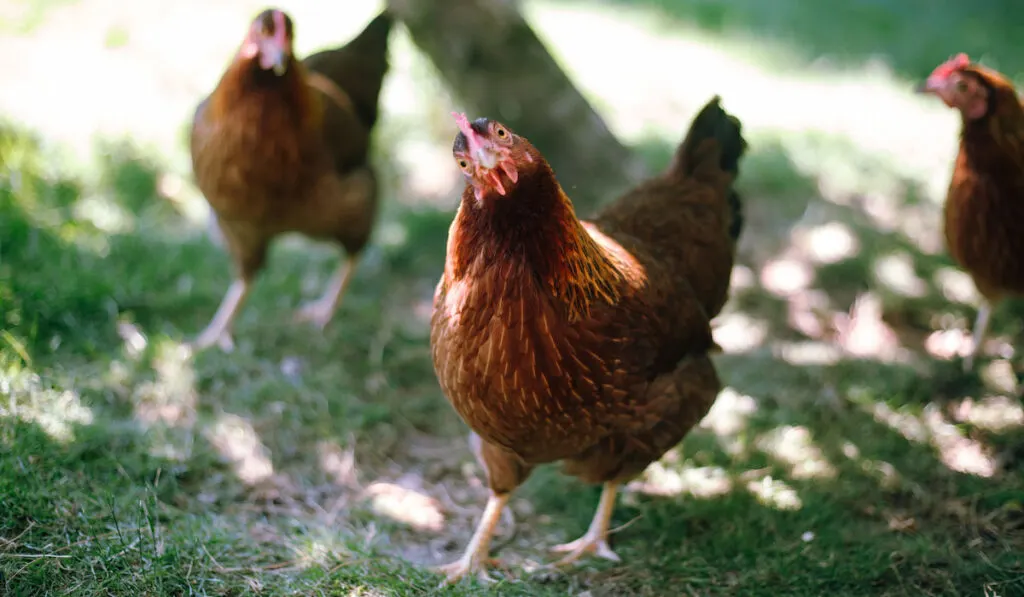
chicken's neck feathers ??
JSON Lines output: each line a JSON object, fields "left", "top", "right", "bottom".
{"left": 208, "top": 58, "right": 322, "bottom": 133}
{"left": 447, "top": 168, "right": 625, "bottom": 322}
{"left": 958, "top": 71, "right": 1024, "bottom": 158}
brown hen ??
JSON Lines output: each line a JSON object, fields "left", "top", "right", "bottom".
{"left": 918, "top": 54, "right": 1024, "bottom": 371}
{"left": 189, "top": 8, "right": 391, "bottom": 351}
{"left": 429, "top": 97, "right": 746, "bottom": 582}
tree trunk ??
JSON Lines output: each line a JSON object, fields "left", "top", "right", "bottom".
{"left": 387, "top": 0, "right": 647, "bottom": 213}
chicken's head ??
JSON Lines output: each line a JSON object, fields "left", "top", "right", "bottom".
{"left": 917, "top": 53, "right": 989, "bottom": 120}
{"left": 239, "top": 8, "right": 295, "bottom": 76}
{"left": 452, "top": 113, "right": 537, "bottom": 203}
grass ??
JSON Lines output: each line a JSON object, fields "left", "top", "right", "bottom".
{"left": 2, "top": 1, "right": 1024, "bottom": 596}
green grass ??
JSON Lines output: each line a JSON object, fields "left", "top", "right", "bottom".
{"left": 3, "top": 3, "right": 1024, "bottom": 596}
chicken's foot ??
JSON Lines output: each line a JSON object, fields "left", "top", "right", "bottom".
{"left": 964, "top": 300, "right": 993, "bottom": 372}
{"left": 550, "top": 482, "right": 621, "bottom": 566}
{"left": 190, "top": 279, "right": 250, "bottom": 352}
{"left": 435, "top": 492, "right": 508, "bottom": 585}
{"left": 295, "top": 254, "right": 359, "bottom": 330}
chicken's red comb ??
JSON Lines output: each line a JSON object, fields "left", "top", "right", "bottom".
{"left": 272, "top": 9, "right": 288, "bottom": 45}
{"left": 932, "top": 53, "right": 971, "bottom": 79}
{"left": 452, "top": 112, "right": 475, "bottom": 138}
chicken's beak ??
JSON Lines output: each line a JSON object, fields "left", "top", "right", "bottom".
{"left": 452, "top": 112, "right": 519, "bottom": 199}
{"left": 458, "top": 122, "right": 500, "bottom": 170}
{"left": 471, "top": 144, "right": 499, "bottom": 170}
{"left": 915, "top": 76, "right": 943, "bottom": 95}
{"left": 258, "top": 41, "right": 289, "bottom": 75}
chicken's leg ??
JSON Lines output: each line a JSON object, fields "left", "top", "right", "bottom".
{"left": 964, "top": 300, "right": 993, "bottom": 372}
{"left": 551, "top": 482, "right": 621, "bottom": 566}
{"left": 190, "top": 279, "right": 251, "bottom": 352}
{"left": 436, "top": 492, "right": 508, "bottom": 584}
{"left": 294, "top": 254, "right": 360, "bottom": 330}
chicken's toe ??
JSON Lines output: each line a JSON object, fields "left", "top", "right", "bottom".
{"left": 550, "top": 535, "right": 621, "bottom": 566}
{"left": 548, "top": 482, "right": 621, "bottom": 567}
{"left": 434, "top": 557, "right": 501, "bottom": 586}
{"left": 293, "top": 299, "right": 335, "bottom": 330}
{"left": 189, "top": 330, "right": 235, "bottom": 354}
{"left": 435, "top": 492, "right": 510, "bottom": 585}
{"left": 216, "top": 333, "right": 236, "bottom": 352}
{"left": 294, "top": 256, "right": 358, "bottom": 330}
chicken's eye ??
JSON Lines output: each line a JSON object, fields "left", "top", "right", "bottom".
{"left": 458, "top": 159, "right": 469, "bottom": 169}
{"left": 956, "top": 79, "right": 969, "bottom": 93}
{"left": 495, "top": 127, "right": 508, "bottom": 139}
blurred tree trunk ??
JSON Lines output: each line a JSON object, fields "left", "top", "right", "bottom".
{"left": 387, "top": 0, "right": 647, "bottom": 213}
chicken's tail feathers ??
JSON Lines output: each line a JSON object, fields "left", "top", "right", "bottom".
{"left": 304, "top": 11, "right": 393, "bottom": 129}
{"left": 669, "top": 95, "right": 747, "bottom": 242}
{"left": 352, "top": 11, "right": 394, "bottom": 58}
{"left": 342, "top": 11, "right": 393, "bottom": 128}
{"left": 673, "top": 95, "right": 746, "bottom": 178}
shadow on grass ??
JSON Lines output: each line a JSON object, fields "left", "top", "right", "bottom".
{"left": 557, "top": 0, "right": 1024, "bottom": 80}
{"left": 0, "top": 413, "right": 474, "bottom": 596}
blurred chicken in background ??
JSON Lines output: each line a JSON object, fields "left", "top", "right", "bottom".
{"left": 918, "top": 53, "right": 1024, "bottom": 372}
{"left": 189, "top": 7, "right": 392, "bottom": 351}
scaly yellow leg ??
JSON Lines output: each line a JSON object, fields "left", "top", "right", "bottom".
{"left": 294, "top": 254, "right": 360, "bottom": 330}
{"left": 964, "top": 300, "right": 992, "bottom": 372}
{"left": 551, "top": 482, "right": 621, "bottom": 566}
{"left": 190, "top": 279, "right": 250, "bottom": 353}
{"left": 436, "top": 492, "right": 509, "bottom": 585}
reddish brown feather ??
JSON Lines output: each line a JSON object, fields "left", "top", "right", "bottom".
{"left": 444, "top": 159, "right": 629, "bottom": 323}
{"left": 199, "top": 59, "right": 324, "bottom": 225}
{"left": 944, "top": 64, "right": 1024, "bottom": 302}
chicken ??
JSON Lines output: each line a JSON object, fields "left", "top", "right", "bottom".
{"left": 429, "top": 96, "right": 746, "bottom": 583}
{"left": 189, "top": 8, "right": 392, "bottom": 351}
{"left": 917, "top": 53, "right": 1024, "bottom": 371}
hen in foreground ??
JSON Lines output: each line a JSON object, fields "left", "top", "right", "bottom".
{"left": 189, "top": 8, "right": 391, "bottom": 351}
{"left": 430, "top": 97, "right": 746, "bottom": 583}
{"left": 918, "top": 54, "right": 1024, "bottom": 371}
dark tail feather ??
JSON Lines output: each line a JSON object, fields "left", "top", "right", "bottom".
{"left": 339, "top": 11, "right": 393, "bottom": 128}
{"left": 346, "top": 11, "right": 393, "bottom": 66}
{"left": 304, "top": 11, "right": 393, "bottom": 129}
{"left": 726, "top": 190, "right": 743, "bottom": 241}
{"left": 669, "top": 95, "right": 747, "bottom": 242}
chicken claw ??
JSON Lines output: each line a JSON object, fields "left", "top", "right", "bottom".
{"left": 189, "top": 328, "right": 236, "bottom": 353}
{"left": 435, "top": 556, "right": 503, "bottom": 585}
{"left": 963, "top": 300, "right": 992, "bottom": 372}
{"left": 294, "top": 255, "right": 359, "bottom": 330}
{"left": 435, "top": 492, "right": 508, "bottom": 586}
{"left": 190, "top": 279, "right": 250, "bottom": 353}
{"left": 550, "top": 483, "right": 621, "bottom": 567}
{"left": 294, "top": 296, "right": 338, "bottom": 330}
{"left": 551, "top": 535, "right": 621, "bottom": 565}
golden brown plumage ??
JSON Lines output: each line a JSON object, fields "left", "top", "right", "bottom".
{"left": 430, "top": 97, "right": 746, "bottom": 582}
{"left": 918, "top": 54, "right": 1024, "bottom": 370}
{"left": 188, "top": 9, "right": 391, "bottom": 351}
